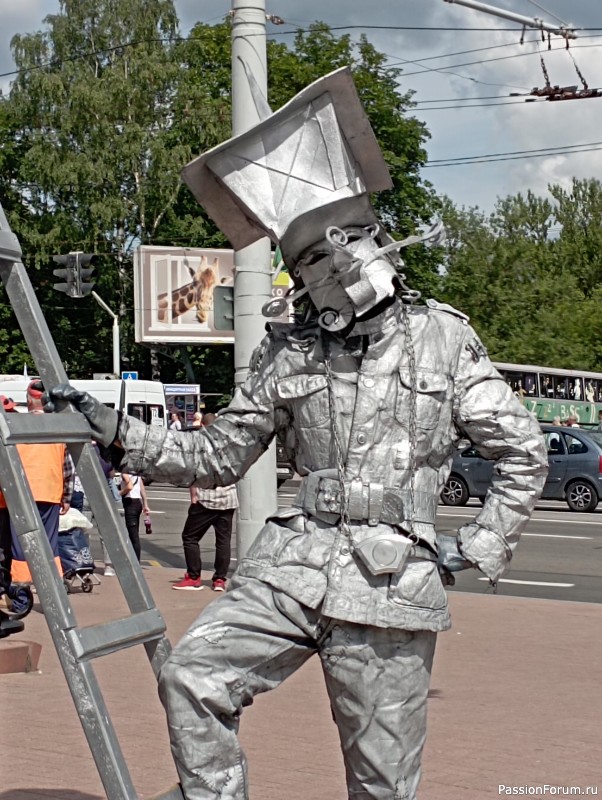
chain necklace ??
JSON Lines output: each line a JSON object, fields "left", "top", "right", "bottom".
{"left": 323, "top": 339, "right": 352, "bottom": 537}
{"left": 400, "top": 303, "right": 418, "bottom": 535}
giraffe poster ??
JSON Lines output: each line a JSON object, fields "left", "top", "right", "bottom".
{"left": 133, "top": 245, "right": 291, "bottom": 345}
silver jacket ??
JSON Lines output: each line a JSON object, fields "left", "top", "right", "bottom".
{"left": 118, "top": 299, "right": 547, "bottom": 632}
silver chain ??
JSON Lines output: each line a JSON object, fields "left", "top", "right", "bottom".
{"left": 400, "top": 303, "right": 418, "bottom": 534}
{"left": 324, "top": 305, "right": 418, "bottom": 535}
{"left": 324, "top": 342, "right": 352, "bottom": 537}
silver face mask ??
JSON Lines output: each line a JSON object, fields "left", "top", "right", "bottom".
{"left": 262, "top": 220, "right": 444, "bottom": 331}
{"left": 295, "top": 225, "right": 399, "bottom": 332}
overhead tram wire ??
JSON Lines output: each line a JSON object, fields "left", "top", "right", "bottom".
{"left": 400, "top": 40, "right": 602, "bottom": 78}
{"left": 425, "top": 147, "right": 602, "bottom": 166}
{"left": 416, "top": 99, "right": 546, "bottom": 110}
{"left": 429, "top": 140, "right": 602, "bottom": 162}
{"left": 1, "top": 22, "right": 600, "bottom": 81}
{"left": 384, "top": 33, "right": 602, "bottom": 72}
{"left": 424, "top": 141, "right": 602, "bottom": 167}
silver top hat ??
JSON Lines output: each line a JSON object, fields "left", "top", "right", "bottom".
{"left": 181, "top": 67, "right": 392, "bottom": 265}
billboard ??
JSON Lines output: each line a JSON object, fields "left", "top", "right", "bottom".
{"left": 134, "top": 246, "right": 291, "bottom": 345}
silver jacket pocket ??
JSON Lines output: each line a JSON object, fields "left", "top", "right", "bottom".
{"left": 352, "top": 527, "right": 414, "bottom": 576}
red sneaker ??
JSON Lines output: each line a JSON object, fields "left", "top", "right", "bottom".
{"left": 172, "top": 573, "right": 203, "bottom": 591}
{"left": 212, "top": 578, "right": 226, "bottom": 592}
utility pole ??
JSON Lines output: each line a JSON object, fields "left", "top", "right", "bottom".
{"left": 443, "top": 0, "right": 577, "bottom": 39}
{"left": 91, "top": 291, "right": 121, "bottom": 377}
{"left": 230, "top": 0, "right": 278, "bottom": 557}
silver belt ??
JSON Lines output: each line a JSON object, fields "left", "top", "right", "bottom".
{"left": 296, "top": 471, "right": 439, "bottom": 528}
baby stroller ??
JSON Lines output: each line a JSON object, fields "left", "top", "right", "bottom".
{"left": 0, "top": 583, "right": 34, "bottom": 638}
{"left": 58, "top": 508, "right": 100, "bottom": 593}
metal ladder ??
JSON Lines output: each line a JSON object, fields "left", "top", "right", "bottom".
{"left": 0, "top": 202, "right": 184, "bottom": 800}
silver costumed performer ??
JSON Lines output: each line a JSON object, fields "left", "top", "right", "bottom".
{"left": 47, "top": 68, "right": 548, "bottom": 799}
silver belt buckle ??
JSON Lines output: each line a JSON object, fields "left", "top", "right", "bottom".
{"left": 354, "top": 531, "right": 414, "bottom": 576}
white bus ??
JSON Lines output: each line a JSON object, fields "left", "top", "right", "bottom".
{"left": 0, "top": 376, "right": 167, "bottom": 427}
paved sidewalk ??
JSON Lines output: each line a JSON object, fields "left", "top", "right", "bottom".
{"left": 1, "top": 567, "right": 600, "bottom": 800}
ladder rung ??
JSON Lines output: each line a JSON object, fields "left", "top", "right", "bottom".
{"left": 66, "top": 608, "right": 166, "bottom": 661}
{"left": 147, "top": 786, "right": 185, "bottom": 800}
{"left": 0, "top": 413, "right": 91, "bottom": 445}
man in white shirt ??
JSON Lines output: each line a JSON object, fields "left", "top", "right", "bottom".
{"left": 172, "top": 413, "right": 238, "bottom": 592}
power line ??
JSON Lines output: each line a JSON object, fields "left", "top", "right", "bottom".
{"left": 401, "top": 40, "right": 602, "bottom": 77}
{"left": 429, "top": 140, "right": 602, "bottom": 163}
{"left": 272, "top": 25, "right": 602, "bottom": 33}
{"left": 415, "top": 93, "right": 526, "bottom": 104}
{"left": 387, "top": 36, "right": 543, "bottom": 68}
{"left": 425, "top": 141, "right": 602, "bottom": 167}
{"left": 2, "top": 22, "right": 602, "bottom": 81}
{"left": 417, "top": 99, "right": 544, "bottom": 109}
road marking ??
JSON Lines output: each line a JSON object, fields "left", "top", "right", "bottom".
{"left": 148, "top": 510, "right": 165, "bottom": 514}
{"left": 146, "top": 495, "right": 189, "bottom": 502}
{"left": 438, "top": 512, "right": 598, "bottom": 525}
{"left": 522, "top": 532, "right": 591, "bottom": 539}
{"left": 477, "top": 578, "right": 575, "bottom": 587}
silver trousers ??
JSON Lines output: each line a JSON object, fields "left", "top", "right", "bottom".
{"left": 158, "top": 576, "right": 437, "bottom": 800}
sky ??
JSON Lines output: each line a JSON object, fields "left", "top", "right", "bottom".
{"left": 1, "top": 0, "right": 601, "bottom": 213}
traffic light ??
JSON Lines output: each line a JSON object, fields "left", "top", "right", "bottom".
{"left": 52, "top": 253, "right": 78, "bottom": 297}
{"left": 212, "top": 285, "right": 234, "bottom": 330}
{"left": 76, "top": 252, "right": 96, "bottom": 296}
{"left": 52, "top": 252, "right": 96, "bottom": 297}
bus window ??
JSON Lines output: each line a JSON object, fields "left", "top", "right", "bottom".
{"left": 524, "top": 373, "right": 537, "bottom": 396}
{"left": 569, "top": 378, "right": 583, "bottom": 400}
{"left": 540, "top": 375, "right": 554, "bottom": 397}
{"left": 553, "top": 377, "right": 568, "bottom": 399}
{"left": 503, "top": 370, "right": 524, "bottom": 395}
{"left": 585, "top": 380, "right": 596, "bottom": 403}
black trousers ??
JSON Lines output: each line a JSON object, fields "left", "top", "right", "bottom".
{"left": 122, "top": 497, "right": 142, "bottom": 561}
{"left": 181, "top": 503, "right": 235, "bottom": 580}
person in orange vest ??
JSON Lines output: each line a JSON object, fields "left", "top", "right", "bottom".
{"left": 1, "top": 395, "right": 18, "bottom": 414}
{"left": 0, "top": 379, "right": 74, "bottom": 583}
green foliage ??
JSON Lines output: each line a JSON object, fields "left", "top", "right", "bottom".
{"left": 439, "top": 179, "right": 602, "bottom": 372}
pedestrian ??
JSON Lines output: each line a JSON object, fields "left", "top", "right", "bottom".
{"left": 1, "top": 395, "right": 18, "bottom": 414}
{"left": 191, "top": 411, "right": 203, "bottom": 429}
{"left": 47, "top": 69, "right": 547, "bottom": 800}
{"left": 71, "top": 441, "right": 119, "bottom": 577}
{"left": 168, "top": 412, "right": 182, "bottom": 431}
{"left": 172, "top": 413, "right": 238, "bottom": 592}
{"left": 118, "top": 471, "right": 150, "bottom": 563}
{"left": 0, "top": 379, "right": 74, "bottom": 584}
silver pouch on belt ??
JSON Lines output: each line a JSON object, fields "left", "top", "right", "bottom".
{"left": 352, "top": 528, "right": 414, "bottom": 576}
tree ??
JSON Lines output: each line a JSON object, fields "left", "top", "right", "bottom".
{"left": 0, "top": 11, "right": 440, "bottom": 384}
{"left": 440, "top": 183, "right": 602, "bottom": 372}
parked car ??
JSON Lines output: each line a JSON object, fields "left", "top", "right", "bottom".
{"left": 441, "top": 424, "right": 602, "bottom": 512}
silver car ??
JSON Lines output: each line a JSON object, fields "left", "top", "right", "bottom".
{"left": 441, "top": 424, "right": 602, "bottom": 512}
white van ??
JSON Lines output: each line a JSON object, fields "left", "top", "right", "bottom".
{"left": 0, "top": 376, "right": 167, "bottom": 427}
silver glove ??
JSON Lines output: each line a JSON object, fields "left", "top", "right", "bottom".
{"left": 44, "top": 383, "right": 119, "bottom": 447}
{"left": 436, "top": 534, "right": 473, "bottom": 586}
